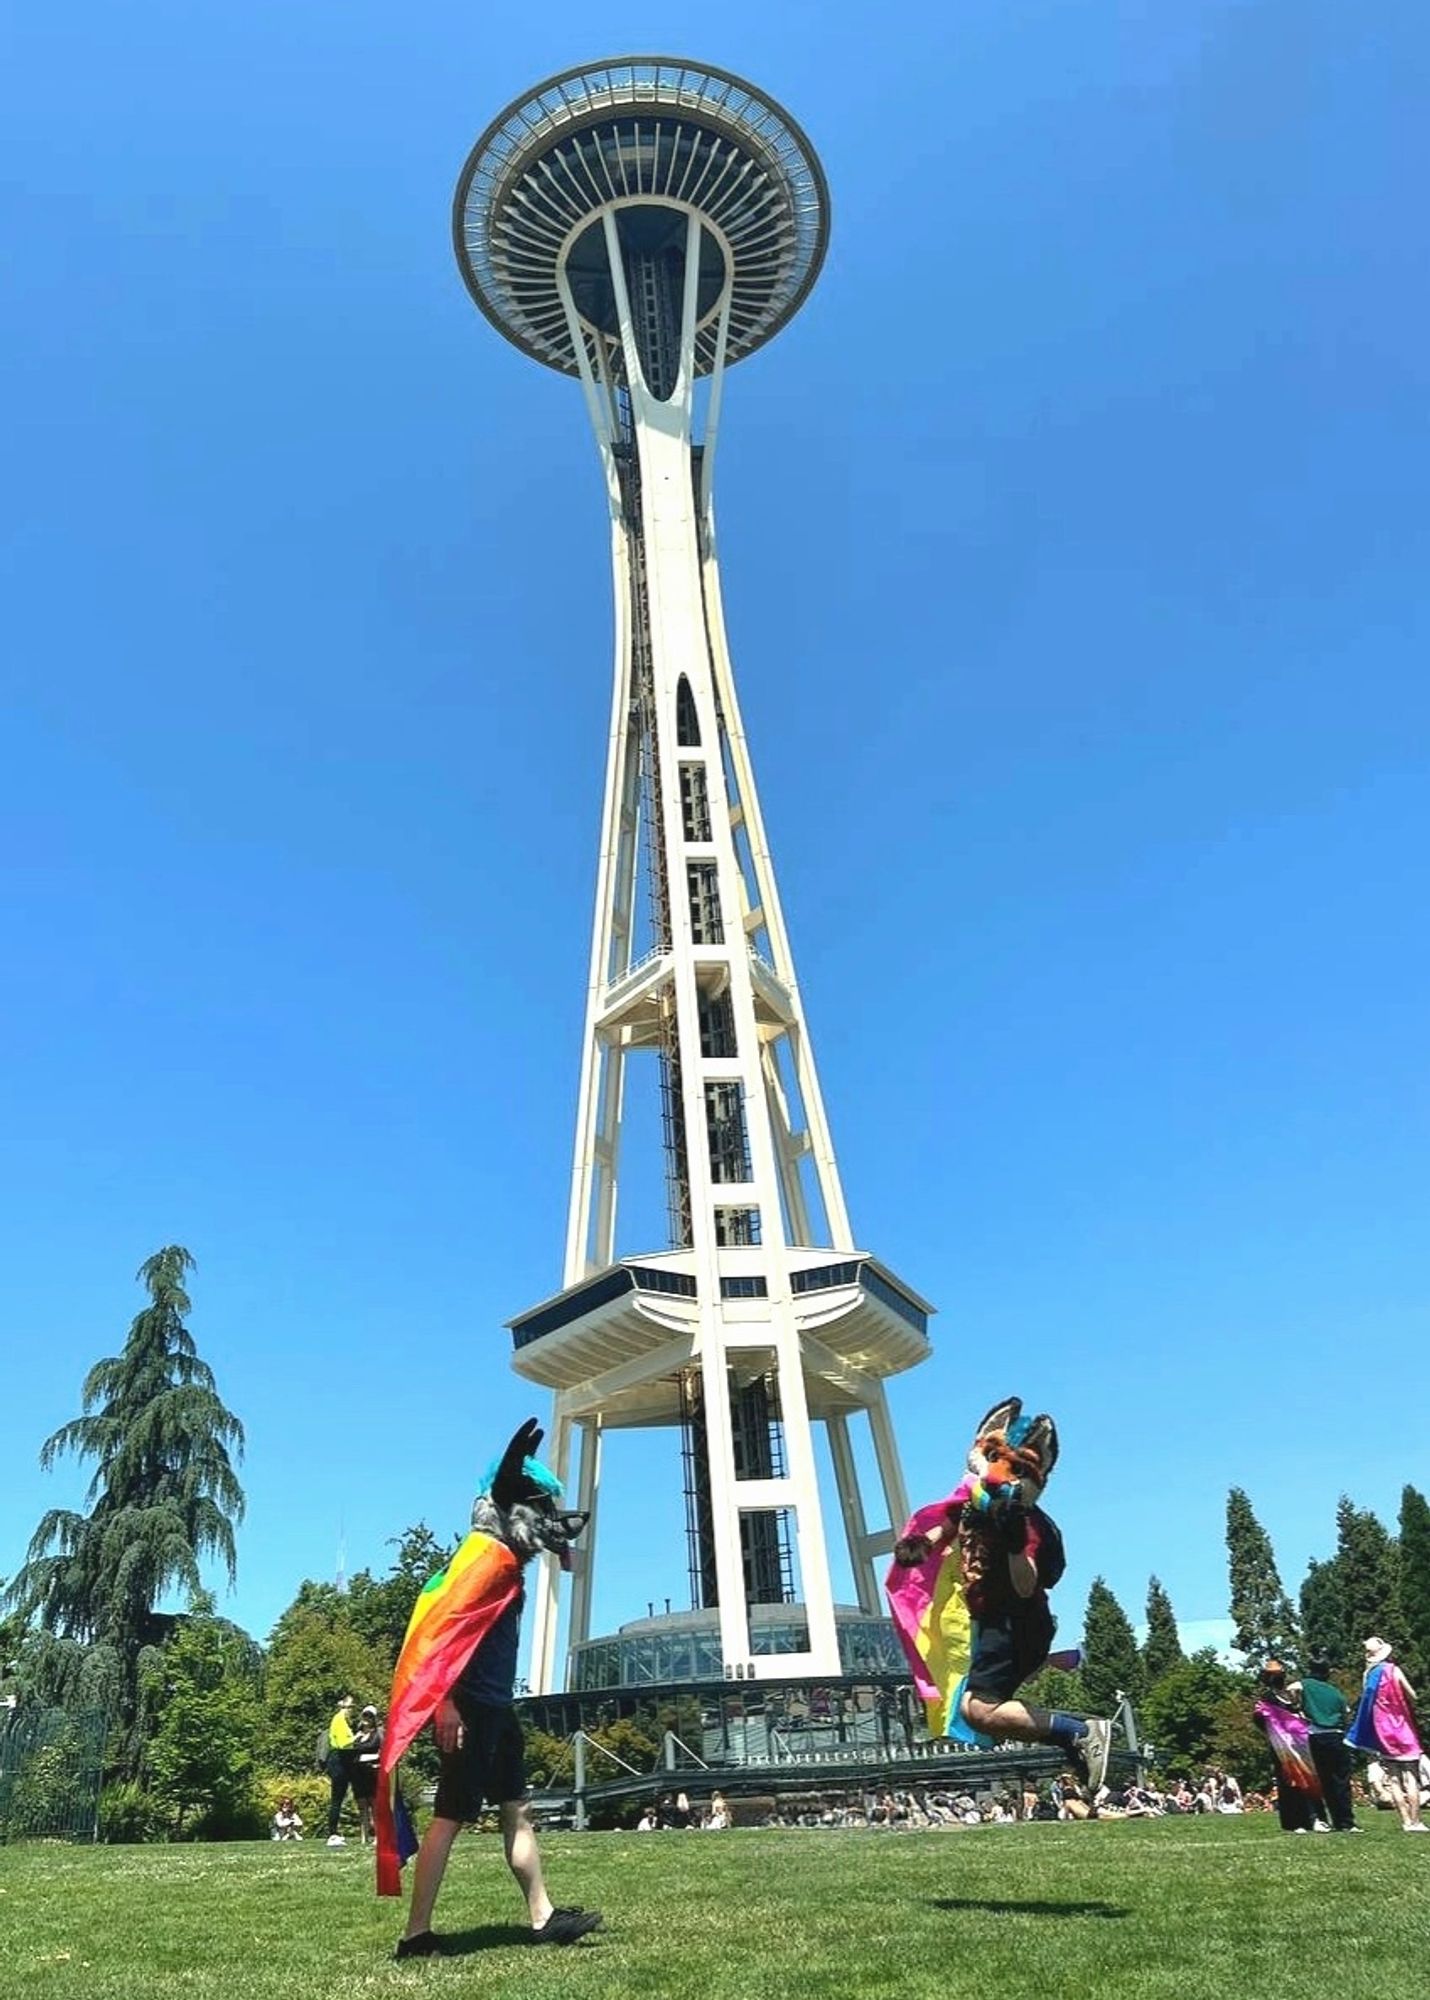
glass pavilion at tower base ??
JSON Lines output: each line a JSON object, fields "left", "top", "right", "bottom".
{"left": 565, "top": 1601, "right": 903, "bottom": 1693}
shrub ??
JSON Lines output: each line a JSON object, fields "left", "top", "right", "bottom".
{"left": 98, "top": 1781, "right": 170, "bottom": 1845}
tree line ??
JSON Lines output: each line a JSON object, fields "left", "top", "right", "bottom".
{"left": 4, "top": 1246, "right": 1428, "bottom": 1833}
{"left": 1027, "top": 1482, "right": 1430, "bottom": 1785}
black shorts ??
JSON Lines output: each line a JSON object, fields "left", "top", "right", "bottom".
{"left": 432, "top": 1699, "right": 526, "bottom": 1823}
{"left": 965, "top": 1602, "right": 1055, "bottom": 1702}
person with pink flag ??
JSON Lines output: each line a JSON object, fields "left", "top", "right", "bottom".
{"left": 1346, "top": 1636, "right": 1426, "bottom": 1833}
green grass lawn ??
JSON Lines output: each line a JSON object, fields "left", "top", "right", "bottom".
{"left": 3, "top": 1817, "right": 1427, "bottom": 2000}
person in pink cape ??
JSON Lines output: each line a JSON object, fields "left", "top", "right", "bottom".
{"left": 1346, "top": 1637, "right": 1426, "bottom": 1833}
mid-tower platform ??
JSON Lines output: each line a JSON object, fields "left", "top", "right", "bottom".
{"left": 510, "top": 1251, "right": 931, "bottom": 1425}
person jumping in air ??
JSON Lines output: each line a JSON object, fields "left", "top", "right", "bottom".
{"left": 886, "top": 1395, "right": 1112, "bottom": 1791}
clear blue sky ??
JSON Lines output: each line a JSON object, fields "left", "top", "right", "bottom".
{"left": 3, "top": 3, "right": 1427, "bottom": 1676}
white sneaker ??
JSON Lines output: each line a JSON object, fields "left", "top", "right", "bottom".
{"left": 1404, "top": 1822, "right": 1427, "bottom": 1833}
{"left": 1081, "top": 1718, "right": 1113, "bottom": 1794}
{"left": 326, "top": 1834, "right": 346, "bottom": 1848}
{"left": 1312, "top": 1820, "right": 1330, "bottom": 1833}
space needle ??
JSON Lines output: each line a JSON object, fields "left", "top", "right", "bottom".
{"left": 453, "top": 59, "right": 933, "bottom": 1696}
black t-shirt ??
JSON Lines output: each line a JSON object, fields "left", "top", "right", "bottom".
{"left": 455, "top": 1587, "right": 525, "bottom": 1707}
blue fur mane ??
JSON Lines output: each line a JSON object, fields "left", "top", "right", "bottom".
{"left": 478, "top": 1452, "right": 564, "bottom": 1500}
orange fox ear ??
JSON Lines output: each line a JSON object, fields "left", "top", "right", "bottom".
{"left": 973, "top": 1396, "right": 1022, "bottom": 1442}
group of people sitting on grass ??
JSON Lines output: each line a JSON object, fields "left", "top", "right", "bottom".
{"left": 761, "top": 1786, "right": 1053, "bottom": 1827}
{"left": 735, "top": 1773, "right": 1271, "bottom": 1829}
{"left": 633, "top": 1790, "right": 731, "bottom": 1832}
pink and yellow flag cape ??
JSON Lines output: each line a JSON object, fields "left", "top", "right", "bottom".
{"left": 884, "top": 1492, "right": 984, "bottom": 1742}
{"left": 884, "top": 1487, "right": 1081, "bottom": 1743}
{"left": 374, "top": 1530, "right": 522, "bottom": 1896}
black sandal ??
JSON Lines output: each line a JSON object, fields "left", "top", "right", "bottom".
{"left": 533, "top": 1909, "right": 603, "bottom": 1945}
{"left": 394, "top": 1931, "right": 443, "bottom": 1960}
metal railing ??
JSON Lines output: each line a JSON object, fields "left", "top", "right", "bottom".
{"left": 0, "top": 1704, "right": 107, "bottom": 1844}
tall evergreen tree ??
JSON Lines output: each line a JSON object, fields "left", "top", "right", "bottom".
{"left": 1299, "top": 1555, "right": 1353, "bottom": 1666}
{"left": 1330, "top": 1496, "right": 1401, "bottom": 1654}
{"left": 7, "top": 1248, "right": 245, "bottom": 1767}
{"left": 1225, "top": 1488, "right": 1298, "bottom": 1662}
{"left": 1142, "top": 1576, "right": 1185, "bottom": 1685}
{"left": 1081, "top": 1577, "right": 1144, "bottom": 1713}
{"left": 1398, "top": 1486, "right": 1430, "bottom": 1685}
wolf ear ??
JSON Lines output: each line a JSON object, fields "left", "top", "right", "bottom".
{"left": 973, "top": 1396, "right": 1022, "bottom": 1441}
{"left": 1023, "top": 1414, "right": 1059, "bottom": 1478}
{"left": 491, "top": 1418, "right": 544, "bottom": 1509}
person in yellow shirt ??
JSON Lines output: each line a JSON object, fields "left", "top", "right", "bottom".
{"left": 325, "top": 1694, "right": 356, "bottom": 1846}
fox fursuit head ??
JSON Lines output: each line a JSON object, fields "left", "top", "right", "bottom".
{"left": 470, "top": 1418, "right": 589, "bottom": 1569}
{"left": 964, "top": 1395, "right": 1059, "bottom": 1511}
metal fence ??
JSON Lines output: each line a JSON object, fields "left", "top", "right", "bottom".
{"left": 0, "top": 1704, "right": 107, "bottom": 1843}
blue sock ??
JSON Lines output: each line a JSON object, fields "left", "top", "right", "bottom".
{"left": 1046, "top": 1711, "right": 1088, "bottom": 1750}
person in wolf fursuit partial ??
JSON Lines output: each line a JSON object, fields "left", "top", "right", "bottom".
{"left": 886, "top": 1395, "right": 1112, "bottom": 1792}
{"left": 375, "top": 1419, "right": 603, "bottom": 1956}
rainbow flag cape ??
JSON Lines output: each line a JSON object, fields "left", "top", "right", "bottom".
{"left": 1254, "top": 1700, "right": 1322, "bottom": 1801}
{"left": 374, "top": 1530, "right": 522, "bottom": 1896}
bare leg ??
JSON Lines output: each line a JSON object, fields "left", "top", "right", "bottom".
{"left": 1394, "top": 1766, "right": 1423, "bottom": 1830}
{"left": 403, "top": 1815, "right": 461, "bottom": 1940}
{"left": 500, "top": 1800, "right": 554, "bottom": 1929}
{"left": 961, "top": 1692, "right": 1054, "bottom": 1742}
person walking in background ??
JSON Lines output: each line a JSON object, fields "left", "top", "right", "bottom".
{"left": 1298, "top": 1656, "right": 1358, "bottom": 1833}
{"left": 351, "top": 1704, "right": 384, "bottom": 1848}
{"left": 325, "top": 1693, "right": 357, "bottom": 1846}
{"left": 1347, "top": 1638, "right": 1426, "bottom": 1833}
